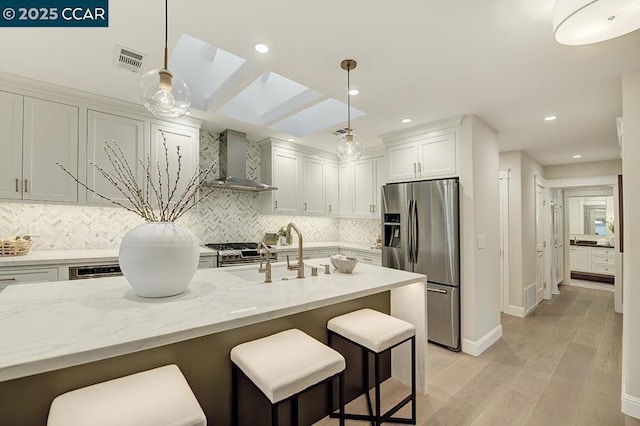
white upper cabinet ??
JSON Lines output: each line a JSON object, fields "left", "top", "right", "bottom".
{"left": 326, "top": 162, "right": 339, "bottom": 216}
{"left": 417, "top": 133, "right": 456, "bottom": 178}
{"left": 150, "top": 123, "right": 200, "bottom": 207}
{"left": 386, "top": 143, "right": 418, "bottom": 182}
{"left": 338, "top": 163, "right": 352, "bottom": 217}
{"left": 0, "top": 91, "right": 23, "bottom": 200}
{"left": 383, "top": 121, "right": 460, "bottom": 183}
{"left": 260, "top": 139, "right": 336, "bottom": 216}
{"left": 352, "top": 159, "right": 375, "bottom": 217}
{"left": 87, "top": 111, "right": 145, "bottom": 206}
{"left": 302, "top": 157, "right": 326, "bottom": 216}
{"left": 272, "top": 148, "right": 300, "bottom": 214}
{"left": 23, "top": 97, "right": 79, "bottom": 203}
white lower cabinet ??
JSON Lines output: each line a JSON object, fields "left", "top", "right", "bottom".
{"left": 342, "top": 249, "right": 382, "bottom": 266}
{"left": 570, "top": 246, "right": 590, "bottom": 272}
{"left": 197, "top": 256, "right": 216, "bottom": 269}
{"left": 0, "top": 267, "right": 59, "bottom": 292}
{"left": 277, "top": 248, "right": 329, "bottom": 262}
{"left": 570, "top": 245, "right": 616, "bottom": 275}
{"left": 87, "top": 111, "right": 145, "bottom": 206}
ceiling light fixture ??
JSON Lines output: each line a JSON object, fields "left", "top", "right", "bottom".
{"left": 553, "top": 0, "right": 640, "bottom": 45}
{"left": 254, "top": 43, "right": 270, "bottom": 54}
{"left": 545, "top": 115, "right": 558, "bottom": 121}
{"left": 336, "top": 59, "right": 364, "bottom": 162}
{"left": 573, "top": 154, "right": 582, "bottom": 159}
{"left": 402, "top": 118, "right": 413, "bottom": 123}
{"left": 348, "top": 89, "right": 359, "bottom": 96}
{"left": 138, "top": 0, "right": 191, "bottom": 118}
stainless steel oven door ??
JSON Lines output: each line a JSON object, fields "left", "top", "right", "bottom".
{"left": 69, "top": 264, "right": 122, "bottom": 279}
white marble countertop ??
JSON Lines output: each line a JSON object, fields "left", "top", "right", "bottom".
{"left": 0, "top": 242, "right": 380, "bottom": 268}
{"left": 0, "top": 247, "right": 218, "bottom": 267}
{"left": 271, "top": 241, "right": 381, "bottom": 254}
{"left": 0, "top": 259, "right": 425, "bottom": 382}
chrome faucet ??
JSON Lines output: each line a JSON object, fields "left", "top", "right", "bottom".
{"left": 257, "top": 242, "right": 272, "bottom": 283}
{"left": 286, "top": 222, "right": 305, "bottom": 279}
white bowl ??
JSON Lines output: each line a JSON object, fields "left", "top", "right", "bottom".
{"left": 330, "top": 254, "right": 358, "bottom": 274}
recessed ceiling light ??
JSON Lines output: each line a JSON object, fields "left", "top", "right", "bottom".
{"left": 253, "top": 43, "right": 270, "bottom": 54}
{"left": 544, "top": 115, "right": 557, "bottom": 121}
{"left": 401, "top": 118, "right": 412, "bottom": 124}
{"left": 348, "top": 89, "right": 359, "bottom": 96}
{"left": 573, "top": 154, "right": 582, "bottom": 159}
{"left": 287, "top": 138, "right": 295, "bottom": 142}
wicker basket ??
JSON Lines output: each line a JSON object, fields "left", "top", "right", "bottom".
{"left": 0, "top": 239, "right": 32, "bottom": 256}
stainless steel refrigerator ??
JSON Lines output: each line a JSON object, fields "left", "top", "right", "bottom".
{"left": 381, "top": 178, "right": 460, "bottom": 351}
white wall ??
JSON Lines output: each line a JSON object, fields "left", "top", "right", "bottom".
{"left": 499, "top": 151, "right": 524, "bottom": 307}
{"left": 460, "top": 115, "right": 501, "bottom": 352}
{"left": 498, "top": 150, "right": 543, "bottom": 311}
{"left": 621, "top": 71, "right": 640, "bottom": 419}
{"left": 544, "top": 159, "right": 622, "bottom": 180}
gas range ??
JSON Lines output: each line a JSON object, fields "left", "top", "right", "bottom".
{"left": 205, "top": 242, "right": 277, "bottom": 267}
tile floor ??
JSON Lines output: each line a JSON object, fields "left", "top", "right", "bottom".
{"left": 316, "top": 285, "right": 640, "bottom": 425}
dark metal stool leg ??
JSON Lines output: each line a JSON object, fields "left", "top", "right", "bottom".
{"left": 374, "top": 352, "right": 381, "bottom": 426}
{"left": 232, "top": 364, "right": 239, "bottom": 426}
{"left": 339, "top": 372, "right": 345, "bottom": 426}
{"left": 271, "top": 403, "right": 278, "bottom": 426}
{"left": 292, "top": 395, "right": 299, "bottom": 426}
{"left": 328, "top": 331, "right": 335, "bottom": 416}
{"left": 363, "top": 347, "right": 374, "bottom": 421}
{"left": 411, "top": 336, "right": 416, "bottom": 423}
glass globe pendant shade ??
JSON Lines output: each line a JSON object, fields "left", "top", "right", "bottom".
{"left": 553, "top": 0, "right": 640, "bottom": 45}
{"left": 139, "top": 68, "right": 191, "bottom": 118}
{"left": 337, "top": 132, "right": 364, "bottom": 161}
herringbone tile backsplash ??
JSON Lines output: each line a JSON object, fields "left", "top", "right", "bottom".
{"left": 0, "top": 130, "right": 380, "bottom": 250}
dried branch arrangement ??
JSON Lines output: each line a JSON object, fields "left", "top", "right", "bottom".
{"left": 58, "top": 131, "right": 218, "bottom": 222}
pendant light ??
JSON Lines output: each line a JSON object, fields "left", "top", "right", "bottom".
{"left": 139, "top": 0, "right": 191, "bottom": 118}
{"left": 553, "top": 0, "right": 640, "bottom": 45}
{"left": 336, "top": 59, "right": 364, "bottom": 162}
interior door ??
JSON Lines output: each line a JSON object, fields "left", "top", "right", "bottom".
{"left": 535, "top": 184, "right": 545, "bottom": 304}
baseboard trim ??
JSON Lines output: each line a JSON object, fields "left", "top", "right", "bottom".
{"left": 503, "top": 305, "right": 525, "bottom": 318}
{"left": 462, "top": 324, "right": 503, "bottom": 356}
{"left": 622, "top": 389, "right": 640, "bottom": 419}
{"left": 524, "top": 301, "right": 538, "bottom": 316}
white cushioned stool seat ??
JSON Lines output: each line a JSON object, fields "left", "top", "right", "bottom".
{"left": 47, "top": 364, "right": 206, "bottom": 426}
{"left": 327, "top": 308, "right": 416, "bottom": 353}
{"left": 230, "top": 329, "right": 345, "bottom": 404}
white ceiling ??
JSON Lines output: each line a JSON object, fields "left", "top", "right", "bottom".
{"left": 1, "top": 0, "right": 638, "bottom": 166}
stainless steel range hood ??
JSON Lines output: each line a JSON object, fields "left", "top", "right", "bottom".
{"left": 205, "top": 129, "right": 276, "bottom": 192}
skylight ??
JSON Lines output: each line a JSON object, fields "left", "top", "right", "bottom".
{"left": 217, "top": 72, "right": 323, "bottom": 126}
{"left": 170, "top": 34, "right": 246, "bottom": 110}
{"left": 269, "top": 98, "right": 365, "bottom": 137}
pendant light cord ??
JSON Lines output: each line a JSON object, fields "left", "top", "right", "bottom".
{"left": 163, "top": 0, "right": 168, "bottom": 70}
{"left": 347, "top": 64, "right": 351, "bottom": 134}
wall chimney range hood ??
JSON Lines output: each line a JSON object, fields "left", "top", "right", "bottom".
{"left": 207, "top": 129, "right": 276, "bottom": 192}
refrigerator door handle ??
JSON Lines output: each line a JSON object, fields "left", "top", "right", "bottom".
{"left": 408, "top": 199, "right": 414, "bottom": 263}
{"left": 413, "top": 200, "right": 419, "bottom": 264}
{"left": 427, "top": 287, "right": 447, "bottom": 294}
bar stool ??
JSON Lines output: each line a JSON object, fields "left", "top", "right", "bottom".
{"left": 230, "top": 328, "right": 345, "bottom": 425}
{"left": 327, "top": 308, "right": 416, "bottom": 425}
{"left": 47, "top": 364, "right": 206, "bottom": 426}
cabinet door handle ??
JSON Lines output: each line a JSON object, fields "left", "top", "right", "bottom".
{"left": 274, "top": 200, "right": 278, "bottom": 209}
{"left": 0, "top": 278, "right": 16, "bottom": 282}
{"left": 15, "top": 178, "right": 19, "bottom": 192}
{"left": 24, "top": 179, "right": 28, "bottom": 193}
{"left": 304, "top": 202, "right": 307, "bottom": 211}
{"left": 413, "top": 162, "right": 417, "bottom": 175}
{"left": 418, "top": 162, "right": 422, "bottom": 173}
{"left": 372, "top": 204, "right": 376, "bottom": 213}
{"left": 328, "top": 204, "right": 332, "bottom": 213}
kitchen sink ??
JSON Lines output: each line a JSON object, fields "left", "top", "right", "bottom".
{"left": 224, "top": 262, "right": 313, "bottom": 283}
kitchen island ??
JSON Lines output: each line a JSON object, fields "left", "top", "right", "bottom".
{"left": 0, "top": 259, "right": 426, "bottom": 424}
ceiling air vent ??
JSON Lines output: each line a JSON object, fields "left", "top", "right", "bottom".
{"left": 330, "top": 127, "right": 357, "bottom": 137}
{"left": 113, "top": 45, "right": 146, "bottom": 73}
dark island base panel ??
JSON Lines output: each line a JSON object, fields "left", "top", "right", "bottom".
{"left": 571, "top": 271, "right": 615, "bottom": 284}
{"left": 0, "top": 292, "right": 391, "bottom": 426}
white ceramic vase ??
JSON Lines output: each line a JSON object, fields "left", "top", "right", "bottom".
{"left": 119, "top": 222, "right": 200, "bottom": 298}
